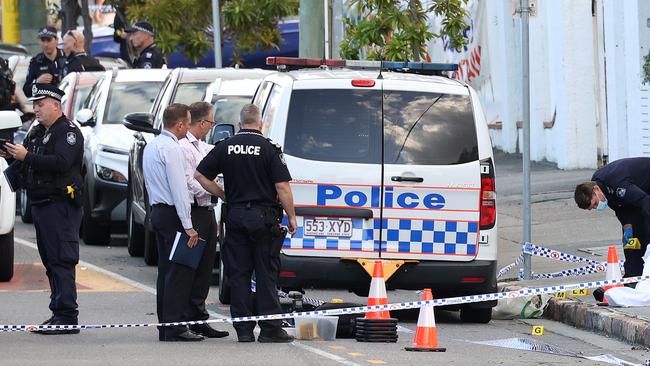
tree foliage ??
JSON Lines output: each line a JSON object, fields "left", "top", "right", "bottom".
{"left": 106, "top": 0, "right": 298, "bottom": 65}
{"left": 340, "top": 0, "right": 469, "bottom": 61}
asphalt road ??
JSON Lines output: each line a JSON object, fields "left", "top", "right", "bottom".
{"left": 1, "top": 153, "right": 648, "bottom": 365}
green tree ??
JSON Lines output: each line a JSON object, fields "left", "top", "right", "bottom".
{"left": 340, "top": 0, "right": 469, "bottom": 61}
{"left": 107, "top": 0, "right": 298, "bottom": 65}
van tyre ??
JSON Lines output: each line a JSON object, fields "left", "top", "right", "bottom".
{"left": 460, "top": 307, "right": 492, "bottom": 324}
{"left": 19, "top": 190, "right": 32, "bottom": 223}
{"left": 82, "top": 190, "right": 111, "bottom": 246}
{"left": 0, "top": 230, "right": 14, "bottom": 282}
{"left": 126, "top": 185, "right": 144, "bottom": 257}
{"left": 143, "top": 229, "right": 158, "bottom": 266}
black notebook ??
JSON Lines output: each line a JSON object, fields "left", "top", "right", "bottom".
{"left": 169, "top": 232, "right": 206, "bottom": 269}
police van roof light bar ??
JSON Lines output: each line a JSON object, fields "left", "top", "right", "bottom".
{"left": 266, "top": 57, "right": 346, "bottom": 69}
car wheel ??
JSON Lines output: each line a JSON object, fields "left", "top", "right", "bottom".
{"left": 0, "top": 229, "right": 14, "bottom": 282}
{"left": 81, "top": 189, "right": 111, "bottom": 246}
{"left": 19, "top": 190, "right": 32, "bottom": 224}
{"left": 460, "top": 307, "right": 492, "bottom": 323}
{"left": 126, "top": 185, "right": 144, "bottom": 257}
{"left": 143, "top": 228, "right": 158, "bottom": 266}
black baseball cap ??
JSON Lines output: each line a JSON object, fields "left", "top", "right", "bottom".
{"left": 29, "top": 83, "right": 65, "bottom": 102}
{"left": 125, "top": 21, "right": 155, "bottom": 36}
{"left": 37, "top": 26, "right": 58, "bottom": 39}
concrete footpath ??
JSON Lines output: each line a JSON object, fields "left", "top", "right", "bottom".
{"left": 494, "top": 151, "right": 650, "bottom": 348}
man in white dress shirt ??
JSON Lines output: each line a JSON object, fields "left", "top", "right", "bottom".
{"left": 177, "top": 101, "right": 229, "bottom": 339}
{"left": 143, "top": 103, "right": 206, "bottom": 342}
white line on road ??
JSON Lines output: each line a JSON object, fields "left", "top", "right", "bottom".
{"left": 15, "top": 236, "right": 359, "bottom": 365}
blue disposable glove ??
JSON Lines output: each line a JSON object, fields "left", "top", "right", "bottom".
{"left": 622, "top": 226, "right": 633, "bottom": 245}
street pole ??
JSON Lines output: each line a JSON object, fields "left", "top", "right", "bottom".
{"left": 299, "top": 0, "right": 324, "bottom": 58}
{"left": 212, "top": 0, "right": 222, "bottom": 68}
{"left": 1, "top": 0, "right": 20, "bottom": 44}
{"left": 520, "top": 0, "right": 532, "bottom": 280}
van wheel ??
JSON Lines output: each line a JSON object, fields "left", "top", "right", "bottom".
{"left": 0, "top": 230, "right": 14, "bottom": 282}
{"left": 126, "top": 187, "right": 144, "bottom": 257}
{"left": 460, "top": 307, "right": 492, "bottom": 323}
{"left": 143, "top": 229, "right": 158, "bottom": 266}
{"left": 19, "top": 190, "right": 32, "bottom": 223}
{"left": 82, "top": 191, "right": 111, "bottom": 245}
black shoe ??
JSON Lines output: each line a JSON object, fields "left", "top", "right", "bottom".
{"left": 258, "top": 329, "right": 294, "bottom": 343}
{"left": 33, "top": 319, "right": 80, "bottom": 335}
{"left": 593, "top": 287, "right": 605, "bottom": 302}
{"left": 189, "top": 324, "right": 229, "bottom": 338}
{"left": 41, "top": 316, "right": 55, "bottom": 325}
{"left": 161, "top": 330, "right": 204, "bottom": 342}
{"left": 237, "top": 331, "right": 255, "bottom": 342}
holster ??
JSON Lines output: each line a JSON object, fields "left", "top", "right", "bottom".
{"left": 263, "top": 205, "right": 286, "bottom": 257}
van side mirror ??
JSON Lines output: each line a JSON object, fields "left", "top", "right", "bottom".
{"left": 210, "top": 123, "right": 234, "bottom": 144}
{"left": 75, "top": 108, "right": 95, "bottom": 127}
{"left": 123, "top": 112, "right": 159, "bottom": 135}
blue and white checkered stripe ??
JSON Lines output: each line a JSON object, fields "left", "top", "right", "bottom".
{"left": 282, "top": 216, "right": 377, "bottom": 251}
{"left": 3, "top": 275, "right": 649, "bottom": 332}
{"left": 379, "top": 219, "right": 478, "bottom": 255}
{"left": 283, "top": 216, "right": 478, "bottom": 256}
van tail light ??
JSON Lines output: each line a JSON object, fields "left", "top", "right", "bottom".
{"left": 479, "top": 158, "right": 496, "bottom": 230}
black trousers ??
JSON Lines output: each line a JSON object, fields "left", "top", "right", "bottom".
{"left": 32, "top": 201, "right": 81, "bottom": 322}
{"left": 623, "top": 215, "right": 650, "bottom": 277}
{"left": 224, "top": 206, "right": 282, "bottom": 336}
{"left": 186, "top": 206, "right": 217, "bottom": 321}
{"left": 151, "top": 205, "right": 216, "bottom": 337}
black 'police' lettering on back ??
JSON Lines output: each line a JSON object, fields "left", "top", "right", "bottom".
{"left": 196, "top": 129, "right": 291, "bottom": 205}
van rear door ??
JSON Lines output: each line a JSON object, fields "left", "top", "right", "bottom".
{"left": 379, "top": 80, "right": 480, "bottom": 261}
{"left": 281, "top": 80, "right": 383, "bottom": 259}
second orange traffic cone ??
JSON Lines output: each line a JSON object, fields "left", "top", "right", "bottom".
{"left": 602, "top": 245, "right": 624, "bottom": 305}
{"left": 365, "top": 260, "right": 391, "bottom": 319}
{"left": 405, "top": 288, "right": 446, "bottom": 352}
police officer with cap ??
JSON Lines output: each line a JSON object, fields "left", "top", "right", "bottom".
{"left": 195, "top": 104, "right": 297, "bottom": 343}
{"left": 1, "top": 84, "right": 84, "bottom": 335}
{"left": 575, "top": 157, "right": 650, "bottom": 279}
{"left": 125, "top": 21, "right": 166, "bottom": 69}
{"left": 61, "top": 30, "right": 105, "bottom": 77}
{"left": 23, "top": 26, "right": 66, "bottom": 98}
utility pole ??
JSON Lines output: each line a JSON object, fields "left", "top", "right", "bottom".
{"left": 211, "top": 0, "right": 222, "bottom": 68}
{"left": 299, "top": 0, "right": 324, "bottom": 58}
{"left": 520, "top": 0, "right": 532, "bottom": 280}
{"left": 19, "top": 0, "right": 46, "bottom": 54}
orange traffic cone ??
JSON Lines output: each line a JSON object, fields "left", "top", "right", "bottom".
{"left": 602, "top": 245, "right": 624, "bottom": 305}
{"left": 365, "top": 260, "right": 391, "bottom": 319}
{"left": 405, "top": 288, "right": 445, "bottom": 352}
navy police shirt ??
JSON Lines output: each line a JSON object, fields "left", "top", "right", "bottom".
{"left": 196, "top": 129, "right": 291, "bottom": 205}
{"left": 592, "top": 157, "right": 650, "bottom": 225}
{"left": 133, "top": 43, "right": 166, "bottom": 69}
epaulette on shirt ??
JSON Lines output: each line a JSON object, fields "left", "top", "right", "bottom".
{"left": 266, "top": 137, "right": 282, "bottom": 152}
{"left": 214, "top": 136, "right": 229, "bottom": 145}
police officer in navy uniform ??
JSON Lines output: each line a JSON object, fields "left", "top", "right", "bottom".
{"left": 125, "top": 21, "right": 166, "bottom": 69}
{"left": 23, "top": 26, "right": 66, "bottom": 97}
{"left": 61, "top": 30, "right": 105, "bottom": 77}
{"left": 2, "top": 84, "right": 84, "bottom": 334}
{"left": 575, "top": 157, "right": 650, "bottom": 278}
{"left": 195, "top": 104, "right": 297, "bottom": 343}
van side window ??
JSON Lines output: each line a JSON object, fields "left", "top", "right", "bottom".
{"left": 253, "top": 81, "right": 274, "bottom": 112}
{"left": 261, "top": 86, "right": 281, "bottom": 137}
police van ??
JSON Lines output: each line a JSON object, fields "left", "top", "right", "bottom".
{"left": 231, "top": 58, "right": 497, "bottom": 322}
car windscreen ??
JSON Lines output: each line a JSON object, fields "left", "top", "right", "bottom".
{"left": 173, "top": 82, "right": 209, "bottom": 104}
{"left": 103, "top": 81, "right": 162, "bottom": 124}
{"left": 213, "top": 95, "right": 251, "bottom": 125}
{"left": 284, "top": 89, "right": 477, "bottom": 165}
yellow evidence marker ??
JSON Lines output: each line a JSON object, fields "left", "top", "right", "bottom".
{"left": 532, "top": 326, "right": 544, "bottom": 336}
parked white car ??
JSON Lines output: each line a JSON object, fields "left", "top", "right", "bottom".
{"left": 75, "top": 68, "right": 170, "bottom": 245}
{"left": 0, "top": 111, "right": 23, "bottom": 281}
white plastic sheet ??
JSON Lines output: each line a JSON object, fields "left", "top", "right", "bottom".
{"left": 604, "top": 246, "right": 650, "bottom": 307}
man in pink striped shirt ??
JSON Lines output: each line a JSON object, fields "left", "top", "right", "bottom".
{"left": 178, "top": 101, "right": 229, "bottom": 339}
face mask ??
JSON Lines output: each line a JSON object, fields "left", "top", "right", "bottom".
{"left": 595, "top": 190, "right": 608, "bottom": 211}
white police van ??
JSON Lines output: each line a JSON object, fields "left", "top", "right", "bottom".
{"left": 241, "top": 58, "right": 497, "bottom": 322}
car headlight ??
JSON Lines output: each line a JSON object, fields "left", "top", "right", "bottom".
{"left": 96, "top": 165, "right": 127, "bottom": 183}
